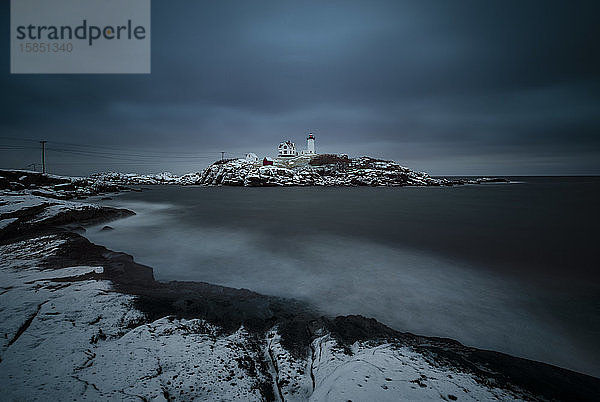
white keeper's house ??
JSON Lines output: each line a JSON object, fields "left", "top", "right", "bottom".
{"left": 278, "top": 133, "right": 316, "bottom": 158}
{"left": 278, "top": 140, "right": 297, "bottom": 157}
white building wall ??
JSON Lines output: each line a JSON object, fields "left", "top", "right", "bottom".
{"left": 245, "top": 153, "right": 259, "bottom": 163}
{"left": 278, "top": 141, "right": 297, "bottom": 157}
{"left": 307, "top": 138, "right": 315, "bottom": 154}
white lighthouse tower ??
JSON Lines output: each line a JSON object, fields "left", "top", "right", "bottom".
{"left": 305, "top": 133, "right": 316, "bottom": 154}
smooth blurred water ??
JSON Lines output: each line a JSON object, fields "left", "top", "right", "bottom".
{"left": 87, "top": 177, "right": 600, "bottom": 377}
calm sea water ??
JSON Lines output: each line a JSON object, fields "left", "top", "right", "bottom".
{"left": 87, "top": 177, "right": 600, "bottom": 377}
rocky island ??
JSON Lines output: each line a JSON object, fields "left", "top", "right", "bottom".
{"left": 1, "top": 170, "right": 598, "bottom": 401}
{"left": 89, "top": 155, "right": 508, "bottom": 187}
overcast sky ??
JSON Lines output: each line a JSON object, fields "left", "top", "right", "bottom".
{"left": 1, "top": 0, "right": 599, "bottom": 175}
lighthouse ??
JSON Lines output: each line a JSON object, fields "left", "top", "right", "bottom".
{"left": 306, "top": 133, "right": 315, "bottom": 154}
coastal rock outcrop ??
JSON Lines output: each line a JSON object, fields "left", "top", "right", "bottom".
{"left": 0, "top": 169, "right": 126, "bottom": 200}
{"left": 196, "top": 156, "right": 510, "bottom": 187}
{"left": 90, "top": 156, "right": 508, "bottom": 187}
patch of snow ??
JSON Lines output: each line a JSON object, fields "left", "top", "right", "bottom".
{"left": 308, "top": 335, "right": 524, "bottom": 401}
{"left": 76, "top": 319, "right": 268, "bottom": 401}
{"left": 0, "top": 194, "right": 51, "bottom": 216}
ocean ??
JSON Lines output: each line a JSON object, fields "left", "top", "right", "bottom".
{"left": 87, "top": 177, "right": 600, "bottom": 377}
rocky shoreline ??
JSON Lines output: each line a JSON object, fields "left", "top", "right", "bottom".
{"left": 1, "top": 171, "right": 598, "bottom": 401}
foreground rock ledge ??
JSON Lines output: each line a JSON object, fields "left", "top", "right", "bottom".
{"left": 1, "top": 191, "right": 599, "bottom": 401}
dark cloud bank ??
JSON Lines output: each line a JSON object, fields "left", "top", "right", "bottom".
{"left": 1, "top": 0, "right": 599, "bottom": 175}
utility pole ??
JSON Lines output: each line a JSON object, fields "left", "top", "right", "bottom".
{"left": 40, "top": 140, "right": 47, "bottom": 174}
{"left": 221, "top": 151, "right": 225, "bottom": 161}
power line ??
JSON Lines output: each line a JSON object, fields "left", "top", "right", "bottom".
{"left": 0, "top": 136, "right": 225, "bottom": 156}
{"left": 45, "top": 147, "right": 218, "bottom": 160}
{"left": 0, "top": 138, "right": 247, "bottom": 173}
{"left": 0, "top": 146, "right": 37, "bottom": 150}
{"left": 48, "top": 141, "right": 220, "bottom": 156}
{"left": 1, "top": 143, "right": 244, "bottom": 160}
{"left": 0, "top": 136, "right": 40, "bottom": 143}
{"left": 46, "top": 161, "right": 211, "bottom": 165}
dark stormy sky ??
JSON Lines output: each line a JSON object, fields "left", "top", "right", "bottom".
{"left": 1, "top": 0, "right": 599, "bottom": 176}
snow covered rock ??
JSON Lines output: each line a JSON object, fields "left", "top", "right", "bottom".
{"left": 192, "top": 156, "right": 476, "bottom": 187}
{"left": 0, "top": 169, "right": 125, "bottom": 200}
{"left": 0, "top": 242, "right": 270, "bottom": 400}
{"left": 0, "top": 194, "right": 134, "bottom": 242}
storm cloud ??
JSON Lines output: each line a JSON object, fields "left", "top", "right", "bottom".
{"left": 1, "top": 0, "right": 599, "bottom": 175}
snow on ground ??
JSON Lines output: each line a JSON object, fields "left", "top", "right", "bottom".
{"left": 0, "top": 194, "right": 52, "bottom": 216}
{"left": 0, "top": 235, "right": 270, "bottom": 401}
{"left": 0, "top": 236, "right": 139, "bottom": 398}
{"left": 76, "top": 318, "right": 268, "bottom": 401}
{"left": 0, "top": 193, "right": 96, "bottom": 222}
{"left": 30, "top": 200, "right": 98, "bottom": 224}
{"left": 0, "top": 235, "right": 66, "bottom": 270}
{"left": 266, "top": 330, "right": 526, "bottom": 402}
{"left": 308, "top": 336, "right": 524, "bottom": 401}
